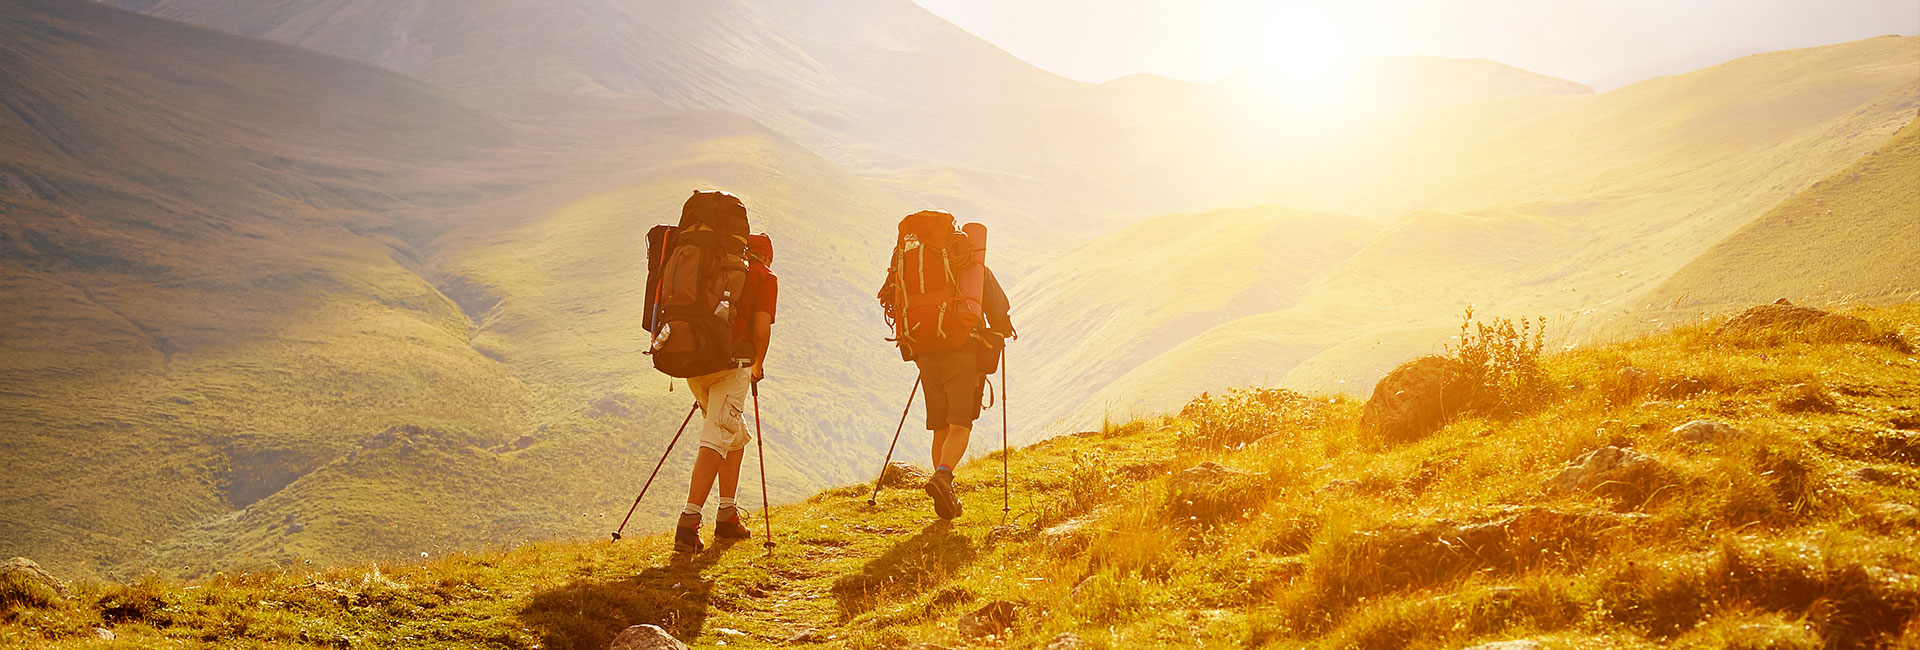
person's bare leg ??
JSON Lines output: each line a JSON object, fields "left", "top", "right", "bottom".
{"left": 938, "top": 424, "right": 972, "bottom": 469}
{"left": 931, "top": 427, "right": 949, "bottom": 468}
{"left": 686, "top": 448, "right": 724, "bottom": 508}
{"left": 718, "top": 448, "right": 745, "bottom": 501}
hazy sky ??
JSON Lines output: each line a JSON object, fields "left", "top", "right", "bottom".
{"left": 911, "top": 0, "right": 1920, "bottom": 89}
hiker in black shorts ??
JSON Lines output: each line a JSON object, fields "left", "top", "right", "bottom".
{"left": 915, "top": 274, "right": 1012, "bottom": 519}
{"left": 877, "top": 211, "right": 1014, "bottom": 520}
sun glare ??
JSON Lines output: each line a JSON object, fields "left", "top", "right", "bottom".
{"left": 1236, "top": 5, "right": 1363, "bottom": 114}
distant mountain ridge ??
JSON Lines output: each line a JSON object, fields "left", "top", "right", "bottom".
{"left": 101, "top": 0, "right": 1601, "bottom": 228}
{"left": 1016, "top": 36, "right": 1920, "bottom": 436}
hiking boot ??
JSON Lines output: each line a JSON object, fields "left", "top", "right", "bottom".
{"left": 714, "top": 507, "right": 752, "bottom": 541}
{"left": 926, "top": 470, "right": 957, "bottom": 520}
{"left": 673, "top": 513, "right": 704, "bottom": 553}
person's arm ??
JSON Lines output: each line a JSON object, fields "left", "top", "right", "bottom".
{"left": 752, "top": 273, "right": 777, "bottom": 382}
{"left": 983, "top": 267, "right": 1014, "bottom": 338}
{"left": 751, "top": 313, "right": 772, "bottom": 382}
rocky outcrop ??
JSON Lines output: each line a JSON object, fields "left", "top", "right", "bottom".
{"left": 878, "top": 461, "right": 931, "bottom": 489}
{"left": 1673, "top": 419, "right": 1741, "bottom": 445}
{"left": 1040, "top": 510, "right": 1108, "bottom": 555}
{"left": 1546, "top": 446, "right": 1671, "bottom": 501}
{"left": 1713, "top": 300, "right": 1912, "bottom": 351}
{"left": 1359, "top": 355, "right": 1472, "bottom": 444}
{"left": 1043, "top": 632, "right": 1088, "bottom": 650}
{"left": 0, "top": 557, "right": 71, "bottom": 602}
{"left": 1170, "top": 461, "right": 1255, "bottom": 494}
{"left": 1168, "top": 462, "right": 1261, "bottom": 525}
{"left": 957, "top": 600, "right": 1020, "bottom": 638}
{"left": 609, "top": 624, "right": 689, "bottom": 650}
{"left": 1778, "top": 383, "right": 1838, "bottom": 413}
{"left": 1463, "top": 641, "right": 1541, "bottom": 650}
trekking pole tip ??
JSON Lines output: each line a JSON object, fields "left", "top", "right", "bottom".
{"left": 609, "top": 531, "right": 622, "bottom": 542}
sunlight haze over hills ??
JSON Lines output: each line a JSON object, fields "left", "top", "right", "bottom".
{"left": 913, "top": 0, "right": 1920, "bottom": 89}
{"left": 2, "top": 7, "right": 1917, "bottom": 645}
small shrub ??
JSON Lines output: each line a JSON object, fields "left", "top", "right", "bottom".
{"left": 0, "top": 572, "right": 61, "bottom": 613}
{"left": 1179, "top": 388, "right": 1334, "bottom": 450}
{"left": 1448, "top": 307, "right": 1552, "bottom": 419}
{"left": 1061, "top": 451, "right": 1111, "bottom": 517}
{"left": 1068, "top": 571, "right": 1147, "bottom": 624}
{"left": 97, "top": 577, "right": 171, "bottom": 625}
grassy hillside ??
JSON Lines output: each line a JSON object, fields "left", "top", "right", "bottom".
{"left": 0, "top": 0, "right": 939, "bottom": 582}
{"left": 1633, "top": 117, "right": 1920, "bottom": 321}
{"left": 5, "top": 303, "right": 1917, "bottom": 649}
{"left": 0, "top": 0, "right": 536, "bottom": 579}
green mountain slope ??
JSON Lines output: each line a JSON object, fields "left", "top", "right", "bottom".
{"left": 1633, "top": 116, "right": 1920, "bottom": 320}
{"left": 0, "top": 0, "right": 532, "bottom": 578}
{"left": 0, "top": 0, "right": 932, "bottom": 580}
{"left": 5, "top": 303, "right": 1916, "bottom": 649}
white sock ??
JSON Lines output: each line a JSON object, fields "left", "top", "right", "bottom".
{"left": 682, "top": 503, "right": 701, "bottom": 516}
{"left": 717, "top": 497, "right": 737, "bottom": 511}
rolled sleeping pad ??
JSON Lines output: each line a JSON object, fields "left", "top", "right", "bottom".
{"left": 643, "top": 224, "right": 676, "bottom": 333}
{"left": 956, "top": 222, "right": 988, "bottom": 326}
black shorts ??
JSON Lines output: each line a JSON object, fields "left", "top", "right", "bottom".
{"left": 915, "top": 345, "right": 984, "bottom": 430}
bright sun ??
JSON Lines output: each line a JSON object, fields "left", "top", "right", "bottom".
{"left": 1238, "top": 5, "right": 1364, "bottom": 110}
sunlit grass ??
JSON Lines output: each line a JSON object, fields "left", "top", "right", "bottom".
{"left": 4, "top": 303, "right": 1915, "bottom": 648}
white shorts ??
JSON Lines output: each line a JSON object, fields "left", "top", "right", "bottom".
{"left": 688, "top": 368, "right": 752, "bottom": 456}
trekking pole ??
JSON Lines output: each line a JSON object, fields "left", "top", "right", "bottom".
{"left": 611, "top": 402, "right": 700, "bottom": 542}
{"left": 1000, "top": 346, "right": 1011, "bottom": 524}
{"left": 866, "top": 376, "right": 922, "bottom": 507}
{"left": 752, "top": 380, "right": 774, "bottom": 551}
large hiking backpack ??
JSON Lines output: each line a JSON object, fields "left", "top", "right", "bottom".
{"left": 646, "top": 190, "right": 751, "bottom": 378}
{"left": 879, "top": 210, "right": 981, "bottom": 359}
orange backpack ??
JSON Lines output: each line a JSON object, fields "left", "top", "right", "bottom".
{"left": 879, "top": 210, "right": 981, "bottom": 360}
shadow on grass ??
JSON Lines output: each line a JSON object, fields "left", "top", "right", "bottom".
{"left": 830, "top": 520, "right": 976, "bottom": 619}
{"left": 518, "top": 540, "right": 735, "bottom": 650}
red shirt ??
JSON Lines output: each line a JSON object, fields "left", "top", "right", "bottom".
{"left": 735, "top": 261, "right": 777, "bottom": 343}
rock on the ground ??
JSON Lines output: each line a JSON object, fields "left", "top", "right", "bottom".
{"left": 957, "top": 600, "right": 1020, "bottom": 638}
{"left": 610, "top": 624, "right": 689, "bottom": 650}
{"left": 1044, "top": 632, "right": 1088, "bottom": 650}
{"left": 1779, "top": 383, "right": 1838, "bottom": 413}
{"left": 1040, "top": 511, "right": 1106, "bottom": 555}
{"left": 1358, "top": 355, "right": 1472, "bottom": 444}
{"left": 1546, "top": 446, "right": 1663, "bottom": 495}
{"left": 92, "top": 628, "right": 114, "bottom": 640}
{"left": 1673, "top": 419, "right": 1741, "bottom": 444}
{"left": 1171, "top": 461, "right": 1254, "bottom": 494}
{"left": 1850, "top": 466, "right": 1903, "bottom": 486}
{"left": 0, "top": 557, "right": 71, "bottom": 600}
{"left": 1861, "top": 502, "right": 1920, "bottom": 531}
{"left": 878, "top": 461, "right": 931, "bottom": 489}
{"left": 1315, "top": 478, "right": 1362, "bottom": 495}
{"left": 1463, "top": 641, "right": 1541, "bottom": 650}
{"left": 1713, "top": 300, "right": 1911, "bottom": 351}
